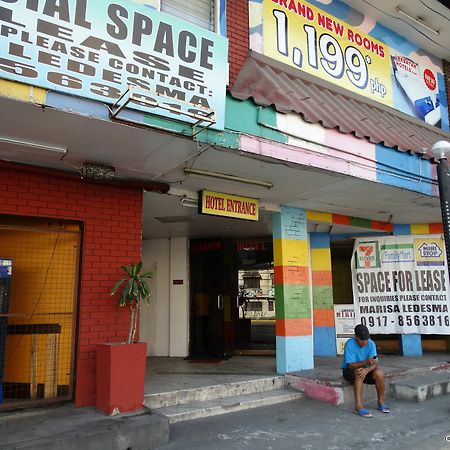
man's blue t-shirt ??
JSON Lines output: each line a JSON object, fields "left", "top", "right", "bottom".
{"left": 341, "top": 338, "right": 377, "bottom": 369}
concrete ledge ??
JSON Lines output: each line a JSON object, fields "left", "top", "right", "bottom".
{"left": 155, "top": 389, "right": 303, "bottom": 423}
{"left": 0, "top": 406, "right": 169, "bottom": 450}
{"left": 286, "top": 364, "right": 450, "bottom": 406}
{"left": 286, "top": 376, "right": 344, "bottom": 405}
{"left": 144, "top": 376, "right": 285, "bottom": 409}
{"left": 390, "top": 372, "right": 450, "bottom": 402}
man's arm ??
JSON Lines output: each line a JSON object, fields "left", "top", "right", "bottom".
{"left": 353, "top": 357, "right": 378, "bottom": 380}
{"left": 347, "top": 358, "right": 377, "bottom": 370}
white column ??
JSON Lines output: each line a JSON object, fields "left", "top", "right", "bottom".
{"left": 169, "top": 237, "right": 189, "bottom": 357}
{"left": 141, "top": 239, "right": 170, "bottom": 356}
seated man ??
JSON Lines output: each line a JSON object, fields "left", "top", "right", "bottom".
{"left": 341, "top": 324, "right": 390, "bottom": 417}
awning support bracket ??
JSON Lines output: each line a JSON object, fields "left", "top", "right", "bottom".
{"left": 108, "top": 85, "right": 216, "bottom": 136}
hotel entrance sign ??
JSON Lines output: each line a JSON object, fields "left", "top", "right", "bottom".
{"left": 199, "top": 190, "right": 259, "bottom": 221}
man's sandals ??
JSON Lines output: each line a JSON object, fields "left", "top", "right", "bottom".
{"left": 354, "top": 408, "right": 373, "bottom": 418}
{"left": 354, "top": 404, "right": 390, "bottom": 418}
{"left": 377, "top": 403, "right": 390, "bottom": 413}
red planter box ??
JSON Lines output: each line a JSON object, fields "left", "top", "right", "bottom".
{"left": 96, "top": 342, "right": 147, "bottom": 415}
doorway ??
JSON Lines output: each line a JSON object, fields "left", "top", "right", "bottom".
{"left": 0, "top": 216, "right": 80, "bottom": 409}
{"left": 234, "top": 239, "right": 275, "bottom": 354}
{"left": 189, "top": 237, "right": 275, "bottom": 357}
{"left": 189, "top": 238, "right": 237, "bottom": 357}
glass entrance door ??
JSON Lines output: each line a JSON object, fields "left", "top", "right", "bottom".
{"left": 234, "top": 239, "right": 275, "bottom": 354}
{"left": 190, "top": 239, "right": 225, "bottom": 356}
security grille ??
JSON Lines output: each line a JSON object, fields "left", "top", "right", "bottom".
{"left": 0, "top": 219, "right": 80, "bottom": 409}
{"left": 161, "top": 0, "right": 215, "bottom": 31}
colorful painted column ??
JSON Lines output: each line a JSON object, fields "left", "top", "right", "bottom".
{"left": 310, "top": 233, "right": 337, "bottom": 356}
{"left": 273, "top": 206, "right": 313, "bottom": 373}
{"left": 393, "top": 224, "right": 422, "bottom": 357}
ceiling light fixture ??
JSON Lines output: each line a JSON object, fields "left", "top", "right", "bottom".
{"left": 81, "top": 163, "right": 115, "bottom": 180}
{"left": 0, "top": 136, "right": 67, "bottom": 154}
{"left": 180, "top": 197, "right": 198, "bottom": 208}
{"left": 184, "top": 168, "right": 273, "bottom": 189}
{"left": 396, "top": 7, "right": 440, "bottom": 36}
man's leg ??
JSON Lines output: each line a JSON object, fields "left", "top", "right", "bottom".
{"left": 373, "top": 368, "right": 385, "bottom": 405}
{"left": 353, "top": 377, "right": 364, "bottom": 411}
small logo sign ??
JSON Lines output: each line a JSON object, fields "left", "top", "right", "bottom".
{"left": 418, "top": 242, "right": 442, "bottom": 258}
{"left": 381, "top": 244, "right": 414, "bottom": 263}
{"left": 356, "top": 241, "right": 380, "bottom": 268}
{"left": 423, "top": 69, "right": 437, "bottom": 91}
{"left": 415, "top": 238, "right": 445, "bottom": 266}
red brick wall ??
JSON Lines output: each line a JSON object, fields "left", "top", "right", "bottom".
{"left": 227, "top": 0, "right": 249, "bottom": 86}
{"left": 0, "top": 163, "right": 142, "bottom": 407}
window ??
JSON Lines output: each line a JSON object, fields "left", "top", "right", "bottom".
{"left": 244, "top": 277, "right": 260, "bottom": 289}
{"left": 161, "top": 0, "right": 215, "bottom": 31}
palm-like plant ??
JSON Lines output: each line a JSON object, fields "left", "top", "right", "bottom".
{"left": 110, "top": 262, "right": 153, "bottom": 344}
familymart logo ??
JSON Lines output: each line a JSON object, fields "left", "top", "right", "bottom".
{"left": 380, "top": 243, "right": 414, "bottom": 264}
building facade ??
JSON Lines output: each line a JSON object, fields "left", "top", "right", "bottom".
{"left": 0, "top": 0, "right": 449, "bottom": 410}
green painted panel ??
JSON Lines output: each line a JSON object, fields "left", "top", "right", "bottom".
{"left": 142, "top": 109, "right": 240, "bottom": 149}
{"left": 143, "top": 114, "right": 192, "bottom": 134}
{"left": 349, "top": 217, "right": 372, "bottom": 228}
{"left": 275, "top": 284, "right": 311, "bottom": 319}
{"left": 196, "top": 128, "right": 240, "bottom": 148}
{"left": 225, "top": 96, "right": 286, "bottom": 142}
{"left": 312, "top": 286, "right": 334, "bottom": 309}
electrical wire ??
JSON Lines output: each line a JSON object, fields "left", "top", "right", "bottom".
{"left": 151, "top": 142, "right": 217, "bottom": 184}
{"left": 353, "top": 0, "right": 448, "bottom": 49}
{"left": 420, "top": 0, "right": 450, "bottom": 21}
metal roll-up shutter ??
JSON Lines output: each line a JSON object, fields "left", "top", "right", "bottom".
{"left": 161, "top": 0, "right": 214, "bottom": 31}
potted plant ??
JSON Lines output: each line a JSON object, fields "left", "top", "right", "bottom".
{"left": 96, "top": 262, "right": 153, "bottom": 415}
{"left": 111, "top": 262, "right": 153, "bottom": 344}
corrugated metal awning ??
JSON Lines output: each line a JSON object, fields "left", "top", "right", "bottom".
{"left": 230, "top": 51, "right": 450, "bottom": 159}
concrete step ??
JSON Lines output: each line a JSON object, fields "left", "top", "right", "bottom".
{"left": 144, "top": 376, "right": 285, "bottom": 409}
{"left": 286, "top": 363, "right": 450, "bottom": 406}
{"left": 390, "top": 371, "right": 450, "bottom": 402}
{"left": 153, "top": 388, "right": 303, "bottom": 423}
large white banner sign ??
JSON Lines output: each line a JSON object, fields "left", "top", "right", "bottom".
{"left": 352, "top": 235, "right": 450, "bottom": 334}
{"left": 0, "top": 0, "right": 228, "bottom": 129}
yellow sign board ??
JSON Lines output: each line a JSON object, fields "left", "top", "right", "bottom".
{"left": 199, "top": 190, "right": 259, "bottom": 221}
{"left": 414, "top": 237, "right": 445, "bottom": 267}
{"left": 263, "top": 0, "right": 393, "bottom": 107}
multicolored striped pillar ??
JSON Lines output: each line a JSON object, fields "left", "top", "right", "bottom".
{"left": 273, "top": 206, "right": 313, "bottom": 373}
{"left": 310, "top": 233, "right": 337, "bottom": 356}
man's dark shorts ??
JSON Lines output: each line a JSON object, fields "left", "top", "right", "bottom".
{"left": 342, "top": 368, "right": 376, "bottom": 384}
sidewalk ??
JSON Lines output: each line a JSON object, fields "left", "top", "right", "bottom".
{"left": 145, "top": 352, "right": 450, "bottom": 395}
{"left": 1, "top": 352, "right": 449, "bottom": 449}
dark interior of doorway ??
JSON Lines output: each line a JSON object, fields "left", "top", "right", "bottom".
{"left": 189, "top": 238, "right": 275, "bottom": 358}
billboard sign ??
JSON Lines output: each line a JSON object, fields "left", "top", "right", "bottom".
{"left": 0, "top": 0, "right": 228, "bottom": 129}
{"left": 255, "top": 0, "right": 445, "bottom": 127}
{"left": 351, "top": 235, "right": 450, "bottom": 334}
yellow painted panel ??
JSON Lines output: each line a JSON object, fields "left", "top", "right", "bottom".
{"left": 307, "top": 210, "right": 332, "bottom": 223}
{"left": 273, "top": 238, "right": 309, "bottom": 267}
{"left": 1, "top": 228, "right": 79, "bottom": 388}
{"left": 311, "top": 248, "right": 331, "bottom": 271}
{"left": 411, "top": 224, "right": 430, "bottom": 235}
{"left": 0, "top": 80, "right": 46, "bottom": 104}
